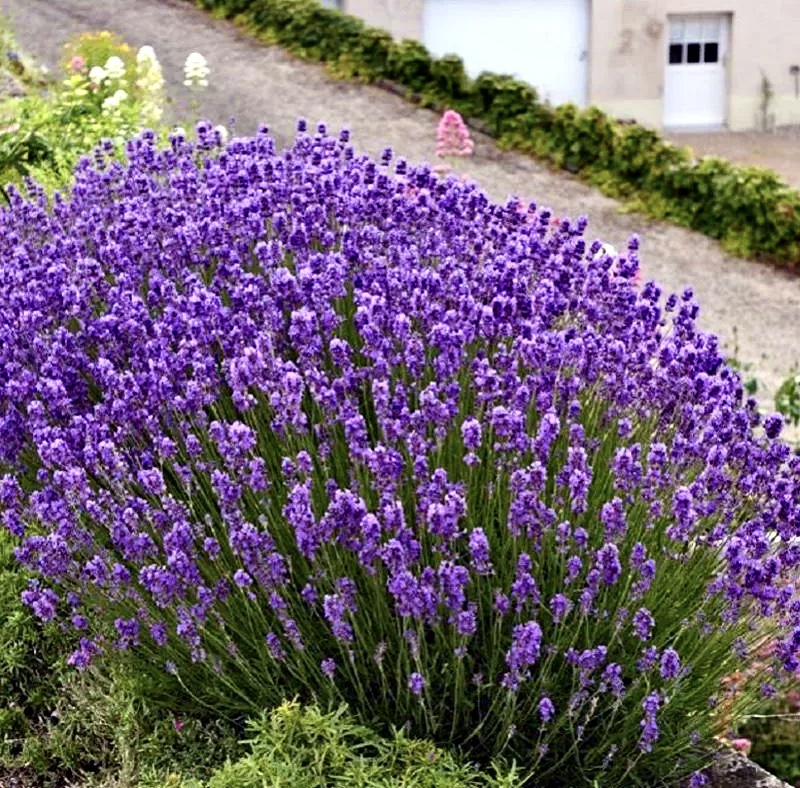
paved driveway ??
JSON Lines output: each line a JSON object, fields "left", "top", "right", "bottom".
{"left": 668, "top": 129, "right": 800, "bottom": 190}
{"left": 2, "top": 0, "right": 800, "bottom": 425}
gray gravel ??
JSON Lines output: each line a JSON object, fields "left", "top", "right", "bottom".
{"left": 2, "top": 0, "right": 800, "bottom": 424}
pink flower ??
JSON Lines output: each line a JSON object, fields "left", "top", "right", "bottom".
{"left": 69, "top": 55, "right": 86, "bottom": 72}
{"left": 729, "top": 737, "right": 752, "bottom": 755}
{"left": 173, "top": 719, "right": 185, "bottom": 732}
{"left": 435, "top": 110, "right": 474, "bottom": 159}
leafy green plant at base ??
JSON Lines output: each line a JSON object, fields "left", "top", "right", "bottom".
{"left": 0, "top": 527, "right": 74, "bottom": 776}
{"left": 0, "top": 123, "right": 56, "bottom": 202}
{"left": 774, "top": 370, "right": 800, "bottom": 429}
{"left": 0, "top": 622, "right": 242, "bottom": 787}
{"left": 137, "top": 701, "right": 521, "bottom": 788}
{"left": 184, "top": 0, "right": 800, "bottom": 266}
{"left": 735, "top": 674, "right": 800, "bottom": 788}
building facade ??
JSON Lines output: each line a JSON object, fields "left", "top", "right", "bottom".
{"left": 333, "top": 0, "right": 800, "bottom": 131}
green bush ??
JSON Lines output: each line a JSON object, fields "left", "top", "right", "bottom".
{"left": 0, "top": 568, "right": 241, "bottom": 786}
{"left": 0, "top": 30, "right": 171, "bottom": 198}
{"left": 184, "top": 0, "right": 800, "bottom": 266}
{"left": 737, "top": 676, "right": 800, "bottom": 787}
{"left": 139, "top": 702, "right": 520, "bottom": 788}
{"left": 0, "top": 527, "right": 72, "bottom": 773}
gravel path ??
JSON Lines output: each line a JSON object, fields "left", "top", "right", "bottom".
{"left": 3, "top": 0, "right": 800, "bottom": 421}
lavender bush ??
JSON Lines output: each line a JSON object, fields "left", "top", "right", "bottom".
{"left": 2, "top": 121, "right": 799, "bottom": 787}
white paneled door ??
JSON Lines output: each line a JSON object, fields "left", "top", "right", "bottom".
{"left": 663, "top": 15, "right": 730, "bottom": 128}
{"left": 423, "top": 0, "right": 591, "bottom": 107}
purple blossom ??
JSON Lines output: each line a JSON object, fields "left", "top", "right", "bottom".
{"left": 549, "top": 593, "right": 573, "bottom": 623}
{"left": 633, "top": 608, "right": 655, "bottom": 641}
{"left": 596, "top": 543, "right": 622, "bottom": 586}
{"left": 506, "top": 620, "right": 542, "bottom": 672}
{"left": 638, "top": 691, "right": 661, "bottom": 753}
{"left": 455, "top": 606, "right": 477, "bottom": 636}
{"left": 659, "top": 647, "right": 681, "bottom": 680}
{"left": 461, "top": 417, "right": 482, "bottom": 452}
{"left": 601, "top": 663, "right": 625, "bottom": 697}
{"left": 637, "top": 646, "right": 660, "bottom": 673}
{"left": 601, "top": 498, "right": 627, "bottom": 541}
{"left": 689, "top": 772, "right": 709, "bottom": 788}
{"left": 67, "top": 638, "right": 101, "bottom": 670}
{"left": 468, "top": 528, "right": 492, "bottom": 574}
{"left": 538, "top": 696, "right": 555, "bottom": 724}
{"left": 565, "top": 556, "right": 583, "bottom": 584}
{"left": 408, "top": 671, "right": 426, "bottom": 695}
{"left": 266, "top": 632, "right": 286, "bottom": 661}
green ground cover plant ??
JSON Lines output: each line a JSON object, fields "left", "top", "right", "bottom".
{"left": 141, "top": 702, "right": 520, "bottom": 788}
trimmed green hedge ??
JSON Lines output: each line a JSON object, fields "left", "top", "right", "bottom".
{"left": 190, "top": 0, "right": 800, "bottom": 264}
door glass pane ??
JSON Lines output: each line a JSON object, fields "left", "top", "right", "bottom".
{"left": 702, "top": 17, "right": 721, "bottom": 42}
{"left": 684, "top": 18, "right": 703, "bottom": 41}
{"left": 669, "top": 44, "right": 684, "bottom": 64}
{"left": 669, "top": 20, "right": 685, "bottom": 42}
{"left": 687, "top": 42, "right": 701, "bottom": 63}
{"left": 703, "top": 42, "right": 719, "bottom": 63}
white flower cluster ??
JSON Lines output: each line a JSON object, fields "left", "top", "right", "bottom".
{"left": 105, "top": 55, "right": 126, "bottom": 80}
{"left": 88, "top": 65, "right": 106, "bottom": 84}
{"left": 135, "top": 45, "right": 165, "bottom": 123}
{"left": 101, "top": 88, "right": 128, "bottom": 114}
{"left": 183, "top": 52, "right": 209, "bottom": 88}
{"left": 89, "top": 55, "right": 127, "bottom": 86}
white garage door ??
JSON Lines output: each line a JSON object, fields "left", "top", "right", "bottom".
{"left": 423, "top": 0, "right": 590, "bottom": 107}
{"left": 663, "top": 15, "right": 729, "bottom": 128}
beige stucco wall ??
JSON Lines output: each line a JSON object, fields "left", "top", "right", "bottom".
{"left": 343, "top": 0, "right": 424, "bottom": 41}
{"left": 342, "top": 0, "right": 800, "bottom": 131}
{"left": 589, "top": 0, "right": 800, "bottom": 130}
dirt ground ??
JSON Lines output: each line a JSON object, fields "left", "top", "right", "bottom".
{"left": 667, "top": 129, "right": 800, "bottom": 189}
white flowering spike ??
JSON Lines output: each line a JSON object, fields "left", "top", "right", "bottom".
{"left": 101, "top": 88, "right": 128, "bottom": 113}
{"left": 595, "top": 242, "right": 617, "bottom": 259}
{"left": 136, "top": 45, "right": 157, "bottom": 65}
{"left": 88, "top": 65, "right": 107, "bottom": 84}
{"left": 104, "top": 55, "right": 126, "bottom": 81}
{"left": 214, "top": 124, "right": 229, "bottom": 144}
{"left": 133, "top": 45, "right": 166, "bottom": 124}
{"left": 136, "top": 53, "right": 165, "bottom": 94}
{"left": 183, "top": 52, "right": 209, "bottom": 88}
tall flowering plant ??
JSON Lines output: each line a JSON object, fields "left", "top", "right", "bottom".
{"left": 434, "top": 109, "right": 474, "bottom": 176}
{"left": 1, "top": 122, "right": 799, "bottom": 787}
{"left": 43, "top": 39, "right": 168, "bottom": 161}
